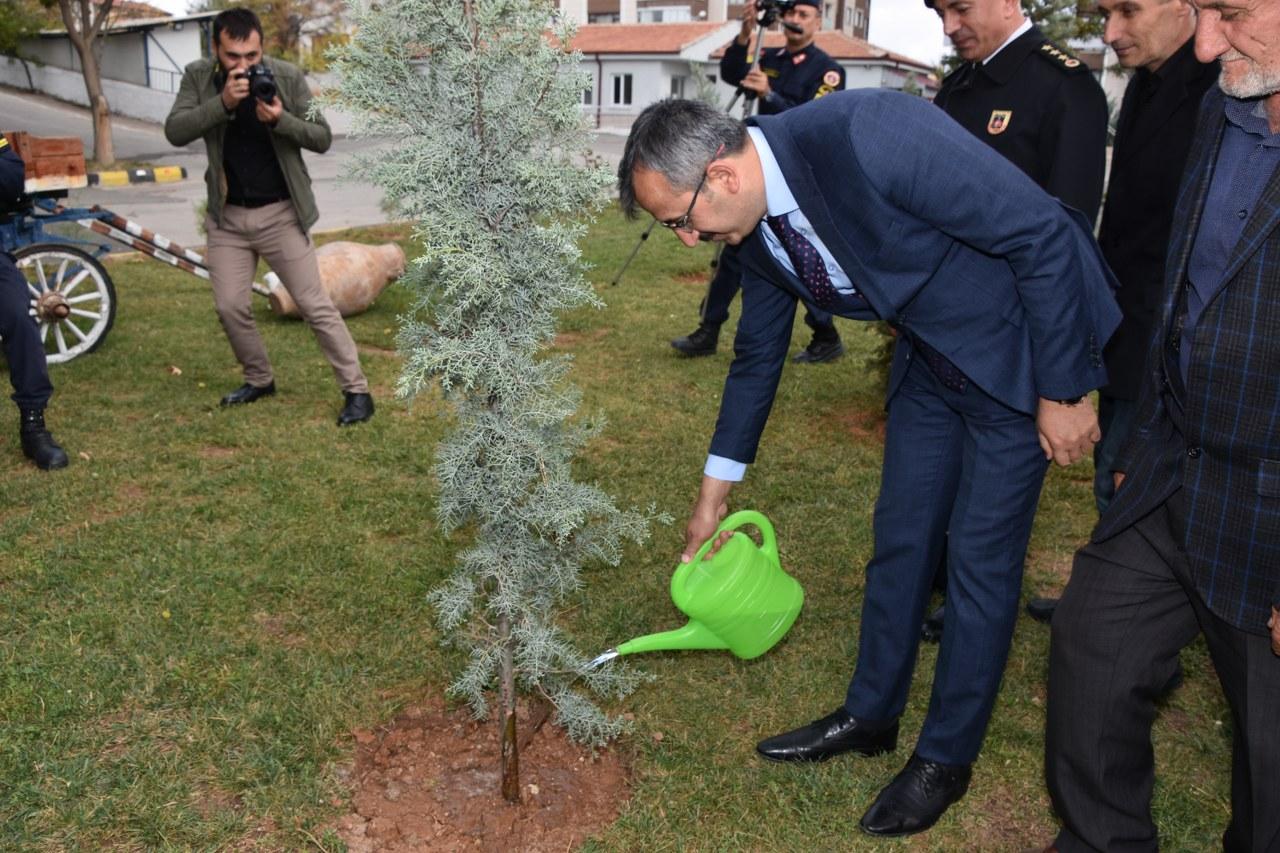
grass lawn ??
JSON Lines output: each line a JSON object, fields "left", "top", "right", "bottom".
{"left": 1, "top": 208, "right": 1232, "bottom": 850}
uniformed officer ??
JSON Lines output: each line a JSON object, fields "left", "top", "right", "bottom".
{"left": 0, "top": 135, "right": 69, "bottom": 470}
{"left": 669, "top": 0, "right": 846, "bottom": 362}
{"left": 920, "top": 0, "right": 1109, "bottom": 641}
{"left": 930, "top": 0, "right": 1109, "bottom": 222}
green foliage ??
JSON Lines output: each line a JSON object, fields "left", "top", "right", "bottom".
{"left": 323, "top": 0, "right": 660, "bottom": 745}
{"left": 0, "top": 0, "right": 46, "bottom": 56}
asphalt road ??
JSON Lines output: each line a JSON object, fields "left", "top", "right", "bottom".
{"left": 2, "top": 85, "right": 629, "bottom": 253}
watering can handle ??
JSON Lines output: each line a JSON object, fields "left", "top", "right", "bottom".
{"left": 672, "top": 510, "right": 779, "bottom": 597}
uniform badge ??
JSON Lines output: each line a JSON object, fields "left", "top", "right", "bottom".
{"left": 823, "top": 70, "right": 841, "bottom": 87}
{"left": 792, "top": 52, "right": 806, "bottom": 65}
{"left": 987, "top": 110, "right": 1012, "bottom": 135}
{"left": 1064, "top": 58, "right": 1080, "bottom": 68}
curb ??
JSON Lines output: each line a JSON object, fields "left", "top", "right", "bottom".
{"left": 87, "top": 165, "right": 188, "bottom": 187}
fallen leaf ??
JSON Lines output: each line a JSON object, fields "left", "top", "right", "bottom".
{"left": 652, "top": 731, "right": 664, "bottom": 742}
{"left": 78, "top": 451, "right": 91, "bottom": 461}
{"left": 167, "top": 365, "right": 182, "bottom": 376}
{"left": 161, "top": 609, "right": 171, "bottom": 619}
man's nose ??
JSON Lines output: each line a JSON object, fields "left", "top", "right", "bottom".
{"left": 942, "top": 12, "right": 961, "bottom": 38}
{"left": 1103, "top": 16, "right": 1122, "bottom": 47}
{"left": 676, "top": 230, "right": 700, "bottom": 248}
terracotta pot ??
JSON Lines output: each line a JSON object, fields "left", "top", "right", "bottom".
{"left": 267, "top": 241, "right": 405, "bottom": 318}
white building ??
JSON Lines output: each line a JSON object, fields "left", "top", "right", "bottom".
{"left": 568, "top": 23, "right": 937, "bottom": 130}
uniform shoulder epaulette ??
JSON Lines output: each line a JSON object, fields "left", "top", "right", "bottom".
{"left": 1036, "top": 41, "right": 1088, "bottom": 74}
{"left": 0, "top": 137, "right": 8, "bottom": 150}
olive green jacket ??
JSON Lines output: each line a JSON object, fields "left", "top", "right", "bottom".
{"left": 164, "top": 55, "right": 330, "bottom": 231}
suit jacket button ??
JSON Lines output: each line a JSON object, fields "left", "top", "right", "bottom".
{"left": 1186, "top": 446, "right": 1202, "bottom": 458}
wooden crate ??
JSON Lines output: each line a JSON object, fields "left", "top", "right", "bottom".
{"left": 2, "top": 131, "right": 88, "bottom": 194}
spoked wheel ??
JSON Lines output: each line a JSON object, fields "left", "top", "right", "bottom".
{"left": 14, "top": 243, "right": 116, "bottom": 365}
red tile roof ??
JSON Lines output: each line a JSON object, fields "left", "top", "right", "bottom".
{"left": 712, "top": 30, "right": 933, "bottom": 71}
{"left": 568, "top": 22, "right": 736, "bottom": 54}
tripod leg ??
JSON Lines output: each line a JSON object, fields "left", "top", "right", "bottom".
{"left": 609, "top": 217, "right": 659, "bottom": 286}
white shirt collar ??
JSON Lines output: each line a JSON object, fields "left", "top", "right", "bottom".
{"left": 982, "top": 18, "right": 1032, "bottom": 65}
{"left": 747, "top": 126, "right": 798, "bottom": 219}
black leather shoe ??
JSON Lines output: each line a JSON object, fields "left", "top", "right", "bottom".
{"left": 859, "top": 752, "right": 972, "bottom": 837}
{"left": 19, "top": 408, "right": 69, "bottom": 471}
{"left": 220, "top": 381, "right": 276, "bottom": 406}
{"left": 1026, "top": 597, "right": 1058, "bottom": 623}
{"left": 920, "top": 603, "right": 945, "bottom": 644}
{"left": 671, "top": 322, "right": 720, "bottom": 357}
{"left": 757, "top": 708, "right": 898, "bottom": 763}
{"left": 792, "top": 334, "right": 844, "bottom": 363}
{"left": 337, "top": 391, "right": 374, "bottom": 426}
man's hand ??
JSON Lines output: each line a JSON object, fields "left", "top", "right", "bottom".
{"left": 737, "top": 0, "right": 758, "bottom": 41}
{"left": 682, "top": 476, "right": 733, "bottom": 563}
{"left": 1113, "top": 471, "right": 1126, "bottom": 491}
{"left": 220, "top": 70, "right": 251, "bottom": 111}
{"left": 1269, "top": 607, "right": 1280, "bottom": 656}
{"left": 255, "top": 95, "right": 283, "bottom": 127}
{"left": 741, "top": 68, "right": 772, "bottom": 97}
{"left": 1036, "top": 397, "right": 1101, "bottom": 467}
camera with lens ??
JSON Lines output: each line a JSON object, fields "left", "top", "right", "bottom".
{"left": 243, "top": 63, "right": 277, "bottom": 103}
{"left": 754, "top": 0, "right": 796, "bottom": 28}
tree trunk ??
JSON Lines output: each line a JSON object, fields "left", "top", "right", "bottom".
{"left": 59, "top": 0, "right": 115, "bottom": 166}
{"left": 498, "top": 615, "right": 520, "bottom": 803}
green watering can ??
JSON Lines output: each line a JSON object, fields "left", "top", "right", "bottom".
{"left": 588, "top": 511, "right": 804, "bottom": 668}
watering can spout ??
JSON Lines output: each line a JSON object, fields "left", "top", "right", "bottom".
{"left": 616, "top": 620, "right": 728, "bottom": 657}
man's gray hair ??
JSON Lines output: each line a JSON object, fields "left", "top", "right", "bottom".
{"left": 617, "top": 99, "right": 748, "bottom": 219}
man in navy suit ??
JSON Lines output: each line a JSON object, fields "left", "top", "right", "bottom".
{"left": 617, "top": 90, "right": 1120, "bottom": 836}
{"left": 1045, "top": 1, "right": 1280, "bottom": 849}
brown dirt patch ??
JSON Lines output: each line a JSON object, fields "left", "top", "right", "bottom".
{"left": 674, "top": 270, "right": 712, "bottom": 285}
{"left": 358, "top": 343, "right": 400, "bottom": 357}
{"left": 553, "top": 328, "right": 611, "bottom": 349}
{"left": 199, "top": 445, "right": 237, "bottom": 460}
{"left": 832, "top": 406, "right": 887, "bottom": 443}
{"left": 331, "top": 698, "right": 629, "bottom": 852}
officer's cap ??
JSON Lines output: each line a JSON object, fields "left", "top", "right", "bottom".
{"left": 790, "top": 0, "right": 821, "bottom": 8}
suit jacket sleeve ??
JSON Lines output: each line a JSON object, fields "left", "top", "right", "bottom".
{"left": 707, "top": 245, "right": 799, "bottom": 464}
{"left": 1041, "top": 71, "right": 1109, "bottom": 223}
{"left": 851, "top": 95, "right": 1105, "bottom": 399}
{"left": 720, "top": 40, "right": 751, "bottom": 87}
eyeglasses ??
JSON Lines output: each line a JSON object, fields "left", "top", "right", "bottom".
{"left": 660, "top": 143, "right": 726, "bottom": 233}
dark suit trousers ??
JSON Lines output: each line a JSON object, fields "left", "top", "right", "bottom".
{"left": 700, "top": 244, "right": 835, "bottom": 334}
{"left": 844, "top": 355, "right": 1048, "bottom": 765}
{"left": 1047, "top": 490, "right": 1280, "bottom": 852}
{"left": 1, "top": 255, "right": 54, "bottom": 410}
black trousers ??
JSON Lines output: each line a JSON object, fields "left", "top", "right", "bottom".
{"left": 1047, "top": 490, "right": 1280, "bottom": 852}
{"left": 0, "top": 254, "right": 53, "bottom": 410}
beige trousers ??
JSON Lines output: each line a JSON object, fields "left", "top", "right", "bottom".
{"left": 206, "top": 201, "right": 368, "bottom": 393}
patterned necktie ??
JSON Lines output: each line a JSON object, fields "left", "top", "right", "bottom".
{"left": 766, "top": 213, "right": 838, "bottom": 308}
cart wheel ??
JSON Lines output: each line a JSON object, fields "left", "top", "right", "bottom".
{"left": 14, "top": 243, "right": 117, "bottom": 365}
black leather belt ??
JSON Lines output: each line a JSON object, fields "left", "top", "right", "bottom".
{"left": 225, "top": 196, "right": 289, "bottom": 208}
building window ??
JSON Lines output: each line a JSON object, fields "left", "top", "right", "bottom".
{"left": 583, "top": 79, "right": 593, "bottom": 105}
{"left": 854, "top": 7, "right": 865, "bottom": 29}
{"left": 670, "top": 75, "right": 687, "bottom": 98}
{"left": 612, "top": 73, "right": 633, "bottom": 105}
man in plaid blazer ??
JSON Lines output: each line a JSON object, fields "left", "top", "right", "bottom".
{"left": 1045, "top": 1, "right": 1280, "bottom": 849}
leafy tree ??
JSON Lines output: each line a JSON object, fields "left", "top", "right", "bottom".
{"left": 324, "top": 0, "right": 660, "bottom": 803}
{"left": 0, "top": 0, "right": 47, "bottom": 89}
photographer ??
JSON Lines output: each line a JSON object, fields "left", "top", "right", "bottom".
{"left": 670, "top": 0, "right": 845, "bottom": 363}
{"left": 165, "top": 7, "right": 373, "bottom": 426}
{"left": 1, "top": 135, "right": 69, "bottom": 470}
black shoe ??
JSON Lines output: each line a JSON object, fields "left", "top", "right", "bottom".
{"left": 220, "top": 381, "right": 276, "bottom": 406}
{"left": 337, "top": 391, "right": 374, "bottom": 426}
{"left": 859, "top": 752, "right": 972, "bottom": 837}
{"left": 792, "top": 334, "right": 844, "bottom": 364}
{"left": 921, "top": 604, "right": 945, "bottom": 644}
{"left": 671, "top": 322, "right": 720, "bottom": 357}
{"left": 1027, "top": 597, "right": 1058, "bottom": 624}
{"left": 756, "top": 707, "right": 898, "bottom": 763}
{"left": 19, "top": 408, "right": 69, "bottom": 471}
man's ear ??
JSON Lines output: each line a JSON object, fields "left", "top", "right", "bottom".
{"left": 707, "top": 161, "right": 740, "bottom": 195}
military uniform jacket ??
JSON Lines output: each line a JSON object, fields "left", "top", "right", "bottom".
{"left": 720, "top": 38, "right": 845, "bottom": 116}
{"left": 934, "top": 25, "right": 1108, "bottom": 222}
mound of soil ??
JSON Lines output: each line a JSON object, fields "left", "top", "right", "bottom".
{"left": 333, "top": 699, "right": 629, "bottom": 852}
